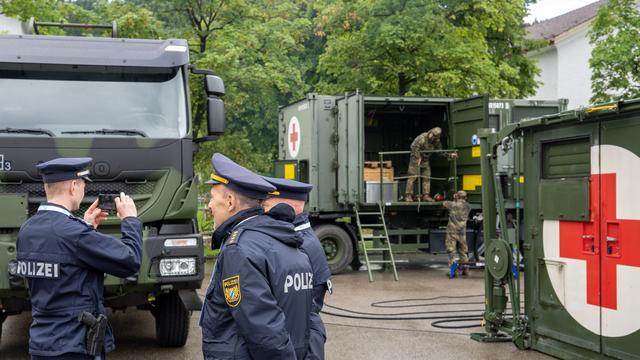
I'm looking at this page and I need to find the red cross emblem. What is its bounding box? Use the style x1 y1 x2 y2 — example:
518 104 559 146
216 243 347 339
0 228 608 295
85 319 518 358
559 173 640 310
289 123 299 152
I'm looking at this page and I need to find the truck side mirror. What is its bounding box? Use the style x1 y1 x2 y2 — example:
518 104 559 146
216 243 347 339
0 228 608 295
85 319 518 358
205 75 225 135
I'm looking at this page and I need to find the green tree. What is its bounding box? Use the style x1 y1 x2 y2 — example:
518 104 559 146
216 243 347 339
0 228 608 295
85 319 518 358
314 0 539 97
589 0 640 103
189 0 312 153
1 0 163 38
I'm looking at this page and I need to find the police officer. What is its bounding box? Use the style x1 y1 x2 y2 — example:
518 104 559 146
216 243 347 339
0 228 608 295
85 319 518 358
16 157 142 359
262 177 332 360
443 190 471 277
200 153 313 360
404 127 458 202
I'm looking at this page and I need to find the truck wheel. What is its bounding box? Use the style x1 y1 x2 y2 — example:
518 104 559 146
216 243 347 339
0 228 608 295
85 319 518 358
155 291 190 347
315 224 353 274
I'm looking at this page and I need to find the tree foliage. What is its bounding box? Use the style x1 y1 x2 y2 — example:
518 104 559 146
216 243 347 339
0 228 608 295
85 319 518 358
313 0 539 97
589 0 640 103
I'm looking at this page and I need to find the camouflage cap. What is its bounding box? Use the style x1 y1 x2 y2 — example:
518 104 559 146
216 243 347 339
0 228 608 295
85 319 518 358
430 127 442 137
456 190 467 199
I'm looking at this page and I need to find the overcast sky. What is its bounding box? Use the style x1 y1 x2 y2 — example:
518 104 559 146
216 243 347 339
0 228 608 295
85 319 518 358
526 0 601 23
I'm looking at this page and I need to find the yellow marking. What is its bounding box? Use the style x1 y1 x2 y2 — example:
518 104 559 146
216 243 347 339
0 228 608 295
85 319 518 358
519 176 525 184
269 191 280 196
471 146 481 158
586 104 617 113
284 163 296 180
210 174 229 184
462 175 482 191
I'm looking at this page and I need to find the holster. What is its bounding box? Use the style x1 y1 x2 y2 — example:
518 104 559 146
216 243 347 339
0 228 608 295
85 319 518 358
79 311 108 356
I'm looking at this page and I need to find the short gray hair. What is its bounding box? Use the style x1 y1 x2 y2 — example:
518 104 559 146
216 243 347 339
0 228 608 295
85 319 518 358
223 186 261 208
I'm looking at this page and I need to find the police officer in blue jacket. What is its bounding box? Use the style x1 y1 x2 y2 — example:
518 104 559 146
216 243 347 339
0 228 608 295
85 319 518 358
16 157 142 360
262 177 332 360
200 153 313 360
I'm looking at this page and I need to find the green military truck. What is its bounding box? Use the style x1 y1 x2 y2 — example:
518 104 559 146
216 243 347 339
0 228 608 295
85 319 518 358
475 100 640 359
275 92 566 275
0 26 225 346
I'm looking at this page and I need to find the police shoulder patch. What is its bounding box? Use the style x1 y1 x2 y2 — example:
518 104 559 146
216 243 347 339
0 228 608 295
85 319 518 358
222 275 241 307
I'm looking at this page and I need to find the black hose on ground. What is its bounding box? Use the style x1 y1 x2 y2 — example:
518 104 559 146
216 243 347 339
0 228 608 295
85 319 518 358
322 294 517 330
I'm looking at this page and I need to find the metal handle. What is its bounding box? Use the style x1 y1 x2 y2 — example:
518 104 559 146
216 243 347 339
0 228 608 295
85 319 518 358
607 236 617 242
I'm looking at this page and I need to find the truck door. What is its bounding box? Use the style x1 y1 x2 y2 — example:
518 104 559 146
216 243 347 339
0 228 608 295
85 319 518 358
336 92 364 206
530 122 601 355
599 116 640 359
449 95 488 203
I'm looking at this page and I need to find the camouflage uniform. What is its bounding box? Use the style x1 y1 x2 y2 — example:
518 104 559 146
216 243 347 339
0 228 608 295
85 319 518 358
443 195 471 268
405 127 448 200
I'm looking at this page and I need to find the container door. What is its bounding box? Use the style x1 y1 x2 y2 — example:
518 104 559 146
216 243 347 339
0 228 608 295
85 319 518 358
449 95 488 203
599 116 640 359
529 122 601 355
336 92 364 205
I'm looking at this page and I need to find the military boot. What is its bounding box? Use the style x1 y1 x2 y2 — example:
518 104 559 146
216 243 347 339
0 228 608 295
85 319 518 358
404 194 415 202
461 267 469 276
421 194 435 202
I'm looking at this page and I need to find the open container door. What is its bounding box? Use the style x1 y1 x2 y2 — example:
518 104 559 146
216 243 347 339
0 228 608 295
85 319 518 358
449 95 489 203
336 91 364 206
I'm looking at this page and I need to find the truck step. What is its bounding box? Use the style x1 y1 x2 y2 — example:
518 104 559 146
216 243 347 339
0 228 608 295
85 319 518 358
362 247 391 251
357 212 382 216
360 223 385 227
361 235 387 239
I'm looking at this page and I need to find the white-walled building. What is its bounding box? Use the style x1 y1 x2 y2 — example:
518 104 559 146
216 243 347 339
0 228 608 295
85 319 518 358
526 1 606 109
0 14 26 35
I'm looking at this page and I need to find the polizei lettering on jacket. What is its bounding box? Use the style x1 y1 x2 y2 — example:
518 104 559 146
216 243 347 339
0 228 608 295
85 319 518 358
284 272 313 293
16 260 60 279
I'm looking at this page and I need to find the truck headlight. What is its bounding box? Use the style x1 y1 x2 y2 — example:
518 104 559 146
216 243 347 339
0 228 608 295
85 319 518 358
164 238 198 247
159 257 196 276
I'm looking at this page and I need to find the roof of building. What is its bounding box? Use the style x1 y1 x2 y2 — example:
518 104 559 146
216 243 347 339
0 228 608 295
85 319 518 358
526 0 607 41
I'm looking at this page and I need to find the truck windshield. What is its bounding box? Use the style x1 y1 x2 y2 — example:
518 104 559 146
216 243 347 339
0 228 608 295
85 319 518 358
0 67 188 138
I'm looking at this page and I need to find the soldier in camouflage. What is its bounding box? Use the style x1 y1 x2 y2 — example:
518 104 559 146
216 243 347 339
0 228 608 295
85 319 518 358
443 190 471 276
404 127 458 202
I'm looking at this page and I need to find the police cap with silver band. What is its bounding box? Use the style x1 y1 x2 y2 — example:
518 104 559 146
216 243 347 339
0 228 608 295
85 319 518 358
36 157 93 183
262 176 312 201
206 153 277 200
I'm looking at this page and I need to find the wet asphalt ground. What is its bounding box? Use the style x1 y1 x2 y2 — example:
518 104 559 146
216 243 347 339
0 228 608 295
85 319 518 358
0 256 552 360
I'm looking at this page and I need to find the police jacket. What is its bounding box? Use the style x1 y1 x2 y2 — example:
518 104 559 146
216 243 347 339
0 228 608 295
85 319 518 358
16 203 143 357
294 213 331 312
200 205 313 360
294 213 331 360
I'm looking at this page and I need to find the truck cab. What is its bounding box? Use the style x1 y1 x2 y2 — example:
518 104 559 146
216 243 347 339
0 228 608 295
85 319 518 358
0 33 224 346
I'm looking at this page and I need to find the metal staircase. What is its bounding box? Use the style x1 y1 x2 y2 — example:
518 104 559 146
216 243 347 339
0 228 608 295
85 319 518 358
354 203 399 282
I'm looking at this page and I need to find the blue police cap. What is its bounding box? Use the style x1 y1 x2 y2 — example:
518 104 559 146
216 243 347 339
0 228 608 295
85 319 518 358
262 176 312 201
205 153 277 200
36 157 93 183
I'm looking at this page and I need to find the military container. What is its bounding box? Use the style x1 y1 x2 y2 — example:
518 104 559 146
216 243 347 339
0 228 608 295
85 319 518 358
474 100 640 359
0 30 225 346
275 91 566 273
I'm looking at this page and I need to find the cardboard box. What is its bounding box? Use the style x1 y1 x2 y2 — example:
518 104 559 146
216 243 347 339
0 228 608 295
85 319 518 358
364 167 394 181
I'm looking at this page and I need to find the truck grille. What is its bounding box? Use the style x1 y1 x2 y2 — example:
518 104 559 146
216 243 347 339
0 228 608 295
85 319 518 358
0 181 157 216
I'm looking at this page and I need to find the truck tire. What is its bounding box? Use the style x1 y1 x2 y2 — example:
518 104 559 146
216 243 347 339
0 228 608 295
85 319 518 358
155 291 190 347
315 224 353 274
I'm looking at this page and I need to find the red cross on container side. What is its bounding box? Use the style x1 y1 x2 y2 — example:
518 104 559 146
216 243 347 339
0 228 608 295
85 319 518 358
559 173 640 310
289 123 299 152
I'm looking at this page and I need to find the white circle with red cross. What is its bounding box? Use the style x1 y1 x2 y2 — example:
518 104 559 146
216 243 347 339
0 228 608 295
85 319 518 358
287 116 301 158
543 144 640 337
